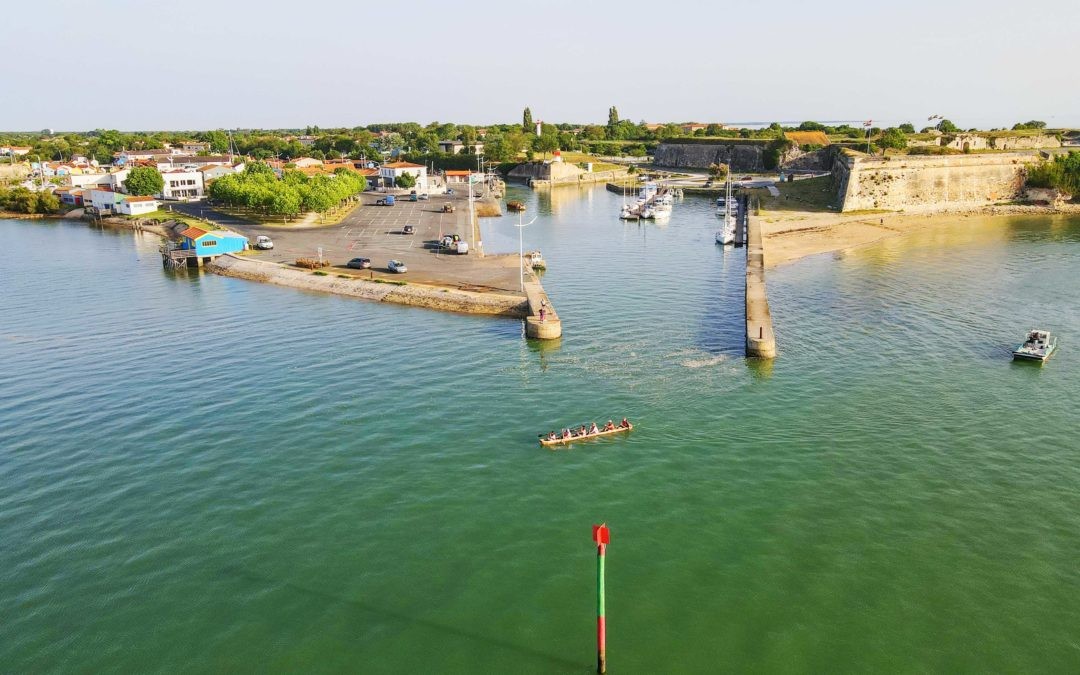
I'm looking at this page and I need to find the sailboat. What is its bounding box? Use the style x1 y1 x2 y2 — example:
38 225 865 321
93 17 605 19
715 174 736 245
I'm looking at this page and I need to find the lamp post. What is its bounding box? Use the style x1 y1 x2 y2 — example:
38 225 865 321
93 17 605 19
515 210 537 291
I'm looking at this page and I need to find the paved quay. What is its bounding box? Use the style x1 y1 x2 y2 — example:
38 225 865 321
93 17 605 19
168 191 522 294
745 213 777 358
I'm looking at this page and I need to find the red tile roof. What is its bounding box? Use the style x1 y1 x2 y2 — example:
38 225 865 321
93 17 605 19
382 161 424 169
180 226 209 240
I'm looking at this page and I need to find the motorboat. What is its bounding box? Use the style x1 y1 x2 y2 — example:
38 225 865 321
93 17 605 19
1013 329 1057 362
526 250 546 270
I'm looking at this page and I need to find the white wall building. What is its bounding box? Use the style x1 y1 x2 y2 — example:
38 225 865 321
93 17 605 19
118 196 160 215
161 169 204 199
379 161 428 191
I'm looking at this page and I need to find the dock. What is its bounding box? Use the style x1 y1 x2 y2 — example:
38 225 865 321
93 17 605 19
523 272 561 339
744 205 776 358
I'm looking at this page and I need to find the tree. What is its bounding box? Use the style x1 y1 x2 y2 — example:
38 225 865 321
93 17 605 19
898 122 916 134
708 163 729 179
876 127 908 151
395 172 417 189
522 107 533 132
798 121 826 131
123 167 164 196
607 106 620 135
936 119 959 133
35 191 59 214
1012 120 1047 130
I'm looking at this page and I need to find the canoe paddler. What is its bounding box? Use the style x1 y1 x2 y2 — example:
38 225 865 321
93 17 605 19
604 420 616 431
619 417 630 428
589 422 600 434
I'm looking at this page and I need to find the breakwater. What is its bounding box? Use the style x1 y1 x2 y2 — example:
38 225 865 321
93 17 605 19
208 254 529 317
745 213 777 358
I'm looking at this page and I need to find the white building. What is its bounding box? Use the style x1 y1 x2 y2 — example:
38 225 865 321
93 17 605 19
161 169 204 199
379 161 427 191
198 164 238 182
118 195 160 215
438 140 484 155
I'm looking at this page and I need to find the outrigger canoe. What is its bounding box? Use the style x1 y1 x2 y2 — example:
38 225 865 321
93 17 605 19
539 423 633 447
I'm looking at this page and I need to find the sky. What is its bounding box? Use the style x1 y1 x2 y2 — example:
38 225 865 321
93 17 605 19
1 0 1078 131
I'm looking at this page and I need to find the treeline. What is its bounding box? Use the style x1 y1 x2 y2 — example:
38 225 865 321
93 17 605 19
0 187 60 214
207 163 367 217
1026 151 1080 196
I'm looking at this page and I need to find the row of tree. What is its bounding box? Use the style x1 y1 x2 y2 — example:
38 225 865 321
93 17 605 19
0 187 60 214
206 163 367 217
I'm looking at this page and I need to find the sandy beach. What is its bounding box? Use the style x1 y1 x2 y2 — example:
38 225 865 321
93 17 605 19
761 203 1080 268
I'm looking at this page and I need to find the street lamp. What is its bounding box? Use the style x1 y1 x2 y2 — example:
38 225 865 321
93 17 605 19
514 210 538 291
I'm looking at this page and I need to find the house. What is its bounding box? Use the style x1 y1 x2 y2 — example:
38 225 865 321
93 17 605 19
86 186 124 213
55 187 85 206
297 135 317 147
379 161 427 191
68 170 126 189
198 164 237 182
1 146 32 156
291 157 323 168
155 155 234 171
438 140 483 155
114 149 170 164
161 170 204 199
784 130 831 147
181 142 209 152
178 226 248 258
680 123 709 133
444 169 471 184
118 195 160 216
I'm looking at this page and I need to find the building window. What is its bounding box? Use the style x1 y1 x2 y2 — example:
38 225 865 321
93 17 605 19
202 240 217 247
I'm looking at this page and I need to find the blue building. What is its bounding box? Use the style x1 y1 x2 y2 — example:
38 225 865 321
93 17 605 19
179 226 248 263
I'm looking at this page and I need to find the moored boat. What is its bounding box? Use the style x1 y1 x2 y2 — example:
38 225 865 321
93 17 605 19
539 422 633 446
1013 329 1057 362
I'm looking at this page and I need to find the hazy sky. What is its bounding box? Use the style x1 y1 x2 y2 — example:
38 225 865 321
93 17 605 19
2 0 1077 131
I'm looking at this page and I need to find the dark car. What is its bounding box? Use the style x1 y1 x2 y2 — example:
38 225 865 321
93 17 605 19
347 257 371 269
403 224 415 235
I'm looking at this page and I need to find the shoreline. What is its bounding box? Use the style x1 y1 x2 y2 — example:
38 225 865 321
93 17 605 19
762 202 1080 268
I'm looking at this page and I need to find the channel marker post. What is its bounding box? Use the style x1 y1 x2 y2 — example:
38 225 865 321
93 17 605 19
592 523 610 674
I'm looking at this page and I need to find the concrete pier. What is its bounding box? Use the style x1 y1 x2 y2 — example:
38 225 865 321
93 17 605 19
523 272 561 339
745 213 777 358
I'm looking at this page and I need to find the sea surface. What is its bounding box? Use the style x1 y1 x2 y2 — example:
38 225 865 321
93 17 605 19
3 191 1080 673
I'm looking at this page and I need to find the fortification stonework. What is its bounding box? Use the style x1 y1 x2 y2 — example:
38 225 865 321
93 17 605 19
833 151 1041 212
654 141 832 172
654 142 766 171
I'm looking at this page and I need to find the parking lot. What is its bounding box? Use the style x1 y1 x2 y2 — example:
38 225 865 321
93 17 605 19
173 191 523 294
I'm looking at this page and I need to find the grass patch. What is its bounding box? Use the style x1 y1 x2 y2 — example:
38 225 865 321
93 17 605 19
337 274 352 279
312 270 329 276
372 278 407 286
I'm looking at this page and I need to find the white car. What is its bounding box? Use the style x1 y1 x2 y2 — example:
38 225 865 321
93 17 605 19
388 259 407 274
254 235 274 250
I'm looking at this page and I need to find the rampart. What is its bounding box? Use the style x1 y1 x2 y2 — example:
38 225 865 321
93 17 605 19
653 141 832 172
832 150 1042 212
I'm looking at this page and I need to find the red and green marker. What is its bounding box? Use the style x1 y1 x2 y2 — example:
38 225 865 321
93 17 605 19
593 523 610 674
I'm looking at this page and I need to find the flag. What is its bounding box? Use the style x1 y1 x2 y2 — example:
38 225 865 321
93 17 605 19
863 120 873 127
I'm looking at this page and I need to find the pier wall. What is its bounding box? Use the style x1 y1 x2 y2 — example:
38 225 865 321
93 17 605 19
833 150 1042 212
745 214 777 359
523 272 561 339
508 161 628 187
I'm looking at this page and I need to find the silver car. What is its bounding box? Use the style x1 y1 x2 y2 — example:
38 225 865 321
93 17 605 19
387 259 407 274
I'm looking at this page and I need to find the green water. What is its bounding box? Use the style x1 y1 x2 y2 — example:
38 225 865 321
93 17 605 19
2 193 1080 673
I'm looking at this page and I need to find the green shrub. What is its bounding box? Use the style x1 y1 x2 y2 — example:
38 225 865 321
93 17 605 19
313 270 328 276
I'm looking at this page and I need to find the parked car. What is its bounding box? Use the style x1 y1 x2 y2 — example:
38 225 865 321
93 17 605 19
375 195 396 206
347 257 371 269
446 188 455 195
388 260 407 273
409 191 418 202
418 193 429 200
403 224 415 235
254 235 274 250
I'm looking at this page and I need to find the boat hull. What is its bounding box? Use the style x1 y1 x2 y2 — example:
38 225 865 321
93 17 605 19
540 423 633 447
